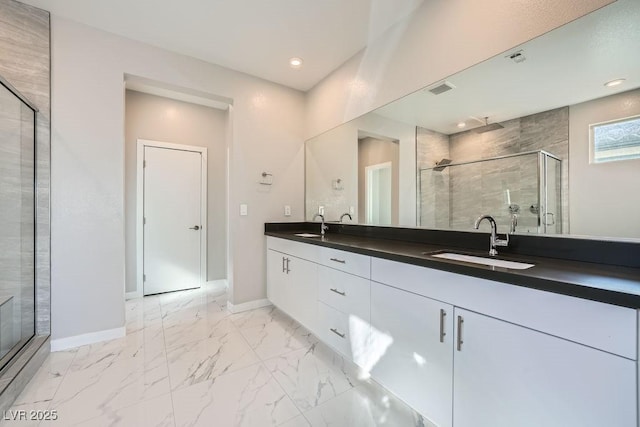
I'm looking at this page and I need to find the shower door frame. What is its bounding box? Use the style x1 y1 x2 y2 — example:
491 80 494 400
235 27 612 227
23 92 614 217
0 75 38 372
418 150 562 233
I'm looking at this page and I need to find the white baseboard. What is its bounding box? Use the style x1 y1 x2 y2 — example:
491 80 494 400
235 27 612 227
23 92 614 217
125 290 142 300
51 326 126 352
227 298 271 314
207 279 228 290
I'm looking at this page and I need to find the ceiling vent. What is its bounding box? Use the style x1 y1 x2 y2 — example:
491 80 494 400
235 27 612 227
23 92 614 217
506 49 526 63
427 81 456 95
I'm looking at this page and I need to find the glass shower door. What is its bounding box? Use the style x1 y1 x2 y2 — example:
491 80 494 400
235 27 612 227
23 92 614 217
0 81 35 367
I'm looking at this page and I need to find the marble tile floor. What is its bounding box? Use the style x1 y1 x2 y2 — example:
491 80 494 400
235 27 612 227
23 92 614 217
2 282 431 427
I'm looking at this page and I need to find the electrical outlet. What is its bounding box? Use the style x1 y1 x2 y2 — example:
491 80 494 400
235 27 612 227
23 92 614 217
240 204 248 216
349 206 355 215
284 205 291 216
319 206 325 215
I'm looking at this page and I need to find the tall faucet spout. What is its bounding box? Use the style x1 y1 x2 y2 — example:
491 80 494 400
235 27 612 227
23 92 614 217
340 213 352 223
312 213 328 236
474 215 499 256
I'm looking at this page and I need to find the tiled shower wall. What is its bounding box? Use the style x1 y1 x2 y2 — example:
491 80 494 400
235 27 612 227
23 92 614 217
0 0 51 410
418 107 569 233
0 0 50 336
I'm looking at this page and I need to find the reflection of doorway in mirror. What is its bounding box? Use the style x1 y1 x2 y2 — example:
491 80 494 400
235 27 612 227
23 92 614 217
365 162 392 225
358 136 399 225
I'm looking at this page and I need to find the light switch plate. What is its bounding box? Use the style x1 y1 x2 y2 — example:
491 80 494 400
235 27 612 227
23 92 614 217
284 205 291 216
319 206 325 215
349 206 355 215
240 204 248 216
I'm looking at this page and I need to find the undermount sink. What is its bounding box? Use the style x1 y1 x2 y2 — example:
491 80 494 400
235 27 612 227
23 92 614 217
426 252 535 270
294 233 321 238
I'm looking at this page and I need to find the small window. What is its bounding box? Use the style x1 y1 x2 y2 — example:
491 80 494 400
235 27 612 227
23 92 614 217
590 115 640 163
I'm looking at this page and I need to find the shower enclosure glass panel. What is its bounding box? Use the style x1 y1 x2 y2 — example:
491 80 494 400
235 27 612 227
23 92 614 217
419 151 562 235
0 81 35 368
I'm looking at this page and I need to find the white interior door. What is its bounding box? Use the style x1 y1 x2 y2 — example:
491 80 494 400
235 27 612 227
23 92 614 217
143 146 203 295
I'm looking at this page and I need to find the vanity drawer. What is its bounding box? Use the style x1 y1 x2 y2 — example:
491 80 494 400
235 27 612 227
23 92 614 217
319 247 370 278
266 236 321 263
372 257 638 359
318 266 370 320
317 301 352 359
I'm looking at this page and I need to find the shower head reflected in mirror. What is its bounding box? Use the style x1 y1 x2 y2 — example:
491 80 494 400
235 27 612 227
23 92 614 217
473 117 504 133
433 158 452 172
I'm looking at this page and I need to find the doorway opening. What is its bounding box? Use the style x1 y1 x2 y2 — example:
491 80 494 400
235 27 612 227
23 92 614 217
124 76 232 299
358 135 400 225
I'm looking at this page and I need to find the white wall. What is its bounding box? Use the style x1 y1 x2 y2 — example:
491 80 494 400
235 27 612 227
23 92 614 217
569 88 640 238
50 17 305 341
124 90 229 294
306 0 613 139
305 112 415 226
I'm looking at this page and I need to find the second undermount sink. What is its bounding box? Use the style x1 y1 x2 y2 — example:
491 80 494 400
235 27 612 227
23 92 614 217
294 233 321 238
427 252 535 270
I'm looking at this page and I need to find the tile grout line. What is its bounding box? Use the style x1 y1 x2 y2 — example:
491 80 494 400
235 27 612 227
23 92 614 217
158 295 178 427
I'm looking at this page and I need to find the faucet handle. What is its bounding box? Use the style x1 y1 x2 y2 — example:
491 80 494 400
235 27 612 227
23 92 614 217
495 234 509 247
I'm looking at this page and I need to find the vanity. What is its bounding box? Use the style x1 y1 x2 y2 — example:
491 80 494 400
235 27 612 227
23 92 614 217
265 223 639 427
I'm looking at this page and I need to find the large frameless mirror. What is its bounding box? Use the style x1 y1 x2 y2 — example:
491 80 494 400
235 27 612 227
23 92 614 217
305 0 640 240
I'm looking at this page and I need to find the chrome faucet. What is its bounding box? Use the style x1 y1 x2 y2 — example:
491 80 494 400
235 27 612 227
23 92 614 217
509 214 518 234
339 213 352 223
474 215 509 256
313 213 329 236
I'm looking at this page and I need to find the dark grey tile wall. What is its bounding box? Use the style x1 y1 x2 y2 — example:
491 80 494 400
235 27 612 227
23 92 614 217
0 0 50 336
0 0 51 412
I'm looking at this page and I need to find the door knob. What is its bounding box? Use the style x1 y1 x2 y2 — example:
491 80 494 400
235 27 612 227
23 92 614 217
189 225 200 230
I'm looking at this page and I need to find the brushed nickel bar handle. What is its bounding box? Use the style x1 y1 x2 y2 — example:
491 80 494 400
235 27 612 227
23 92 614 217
457 315 464 351
330 328 345 339
282 257 286 273
440 309 447 343
330 288 346 296
286 258 291 274
329 258 346 264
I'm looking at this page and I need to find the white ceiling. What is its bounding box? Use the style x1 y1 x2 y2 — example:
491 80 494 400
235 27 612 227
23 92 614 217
375 0 640 135
20 0 424 91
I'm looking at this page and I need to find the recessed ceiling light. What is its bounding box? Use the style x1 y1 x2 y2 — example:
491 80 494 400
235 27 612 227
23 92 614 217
289 57 303 69
604 78 626 88
457 122 466 128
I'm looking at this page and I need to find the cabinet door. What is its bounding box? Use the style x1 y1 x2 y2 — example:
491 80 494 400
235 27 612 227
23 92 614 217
453 308 637 427
370 282 454 427
267 249 287 309
286 255 318 333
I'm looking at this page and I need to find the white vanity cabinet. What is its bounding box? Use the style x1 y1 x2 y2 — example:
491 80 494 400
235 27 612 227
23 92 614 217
266 247 318 332
453 307 636 427
370 282 454 427
371 257 638 427
266 237 371 366
266 236 638 427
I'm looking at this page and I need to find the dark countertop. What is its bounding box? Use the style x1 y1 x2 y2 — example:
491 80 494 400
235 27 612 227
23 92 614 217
265 229 640 309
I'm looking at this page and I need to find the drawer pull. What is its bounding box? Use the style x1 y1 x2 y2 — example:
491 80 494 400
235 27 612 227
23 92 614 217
439 309 447 343
330 288 346 296
330 328 345 339
457 315 464 351
329 258 346 264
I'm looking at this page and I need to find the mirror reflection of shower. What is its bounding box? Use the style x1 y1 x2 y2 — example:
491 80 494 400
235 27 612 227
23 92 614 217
358 135 399 226
419 150 562 235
